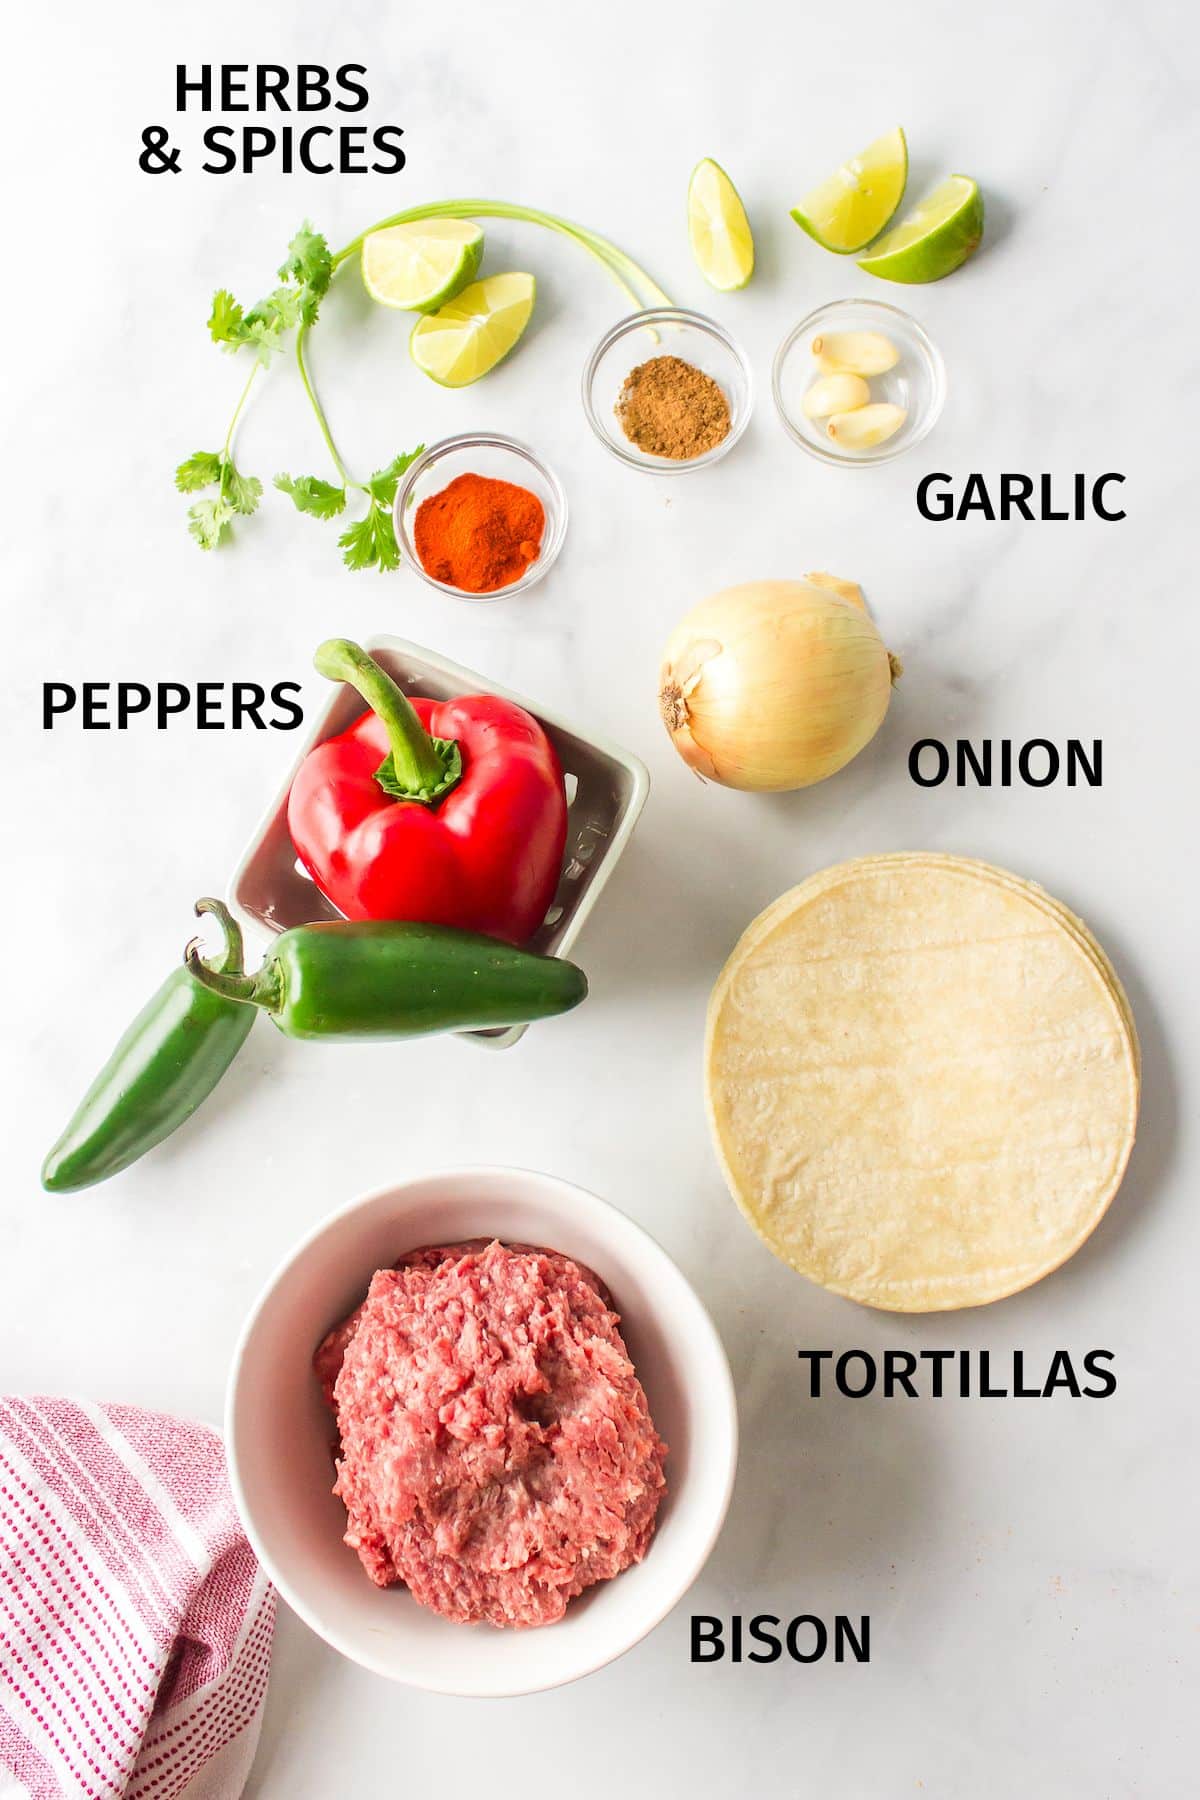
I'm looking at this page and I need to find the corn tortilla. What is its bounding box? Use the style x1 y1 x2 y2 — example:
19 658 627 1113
729 855 1140 1081
705 855 1139 1310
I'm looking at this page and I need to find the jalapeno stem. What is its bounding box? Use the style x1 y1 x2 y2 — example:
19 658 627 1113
184 944 283 1015
314 637 462 805
192 897 246 976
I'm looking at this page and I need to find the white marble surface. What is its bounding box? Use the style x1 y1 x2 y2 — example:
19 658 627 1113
3 0 1197 1792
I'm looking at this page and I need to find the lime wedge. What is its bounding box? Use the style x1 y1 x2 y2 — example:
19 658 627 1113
688 158 755 291
362 220 484 313
409 273 536 387
857 175 984 282
790 127 908 254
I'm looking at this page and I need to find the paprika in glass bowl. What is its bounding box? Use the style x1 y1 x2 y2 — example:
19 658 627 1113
394 434 567 601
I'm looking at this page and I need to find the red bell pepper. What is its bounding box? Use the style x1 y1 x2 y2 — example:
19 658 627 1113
288 639 567 945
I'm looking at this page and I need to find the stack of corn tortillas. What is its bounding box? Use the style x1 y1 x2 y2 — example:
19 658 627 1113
705 855 1140 1311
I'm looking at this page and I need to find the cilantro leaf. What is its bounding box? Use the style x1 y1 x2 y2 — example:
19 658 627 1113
365 446 425 508
275 472 347 519
240 285 304 362
278 223 333 325
208 290 247 349
209 225 327 366
175 450 224 493
245 285 303 334
336 451 422 569
187 497 235 551
222 458 263 517
338 503 400 573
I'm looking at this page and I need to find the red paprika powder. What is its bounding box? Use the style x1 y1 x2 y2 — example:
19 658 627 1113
413 471 545 593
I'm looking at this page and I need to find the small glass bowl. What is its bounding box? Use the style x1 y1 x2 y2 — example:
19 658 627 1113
772 298 945 467
394 433 568 601
581 308 753 474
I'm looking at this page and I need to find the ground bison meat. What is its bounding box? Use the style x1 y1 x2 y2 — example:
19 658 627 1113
313 1240 668 1629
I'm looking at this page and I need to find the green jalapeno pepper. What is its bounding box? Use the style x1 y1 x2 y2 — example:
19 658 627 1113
183 913 588 1040
42 900 257 1193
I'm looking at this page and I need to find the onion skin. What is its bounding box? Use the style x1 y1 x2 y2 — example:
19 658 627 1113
658 579 900 791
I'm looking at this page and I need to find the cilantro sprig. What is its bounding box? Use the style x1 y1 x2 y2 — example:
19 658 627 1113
276 449 423 573
175 446 263 551
207 225 333 363
176 221 337 555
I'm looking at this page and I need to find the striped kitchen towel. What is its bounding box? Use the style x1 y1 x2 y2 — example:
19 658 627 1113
0 1398 275 1799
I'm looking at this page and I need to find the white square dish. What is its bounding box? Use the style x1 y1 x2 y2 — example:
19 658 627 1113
227 634 649 1048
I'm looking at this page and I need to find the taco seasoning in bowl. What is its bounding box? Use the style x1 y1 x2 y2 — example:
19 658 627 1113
582 308 752 473
615 355 731 460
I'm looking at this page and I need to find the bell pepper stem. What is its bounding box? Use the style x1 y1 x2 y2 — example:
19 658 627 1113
314 638 461 804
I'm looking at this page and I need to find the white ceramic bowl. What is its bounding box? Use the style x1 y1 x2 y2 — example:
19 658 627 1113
227 1166 738 1697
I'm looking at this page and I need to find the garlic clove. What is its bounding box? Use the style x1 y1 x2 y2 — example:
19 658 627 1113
811 331 900 376
826 403 907 449
802 373 871 419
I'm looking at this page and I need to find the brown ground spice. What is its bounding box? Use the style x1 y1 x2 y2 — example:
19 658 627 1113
615 355 732 460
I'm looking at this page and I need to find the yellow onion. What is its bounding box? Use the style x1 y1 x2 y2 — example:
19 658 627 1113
658 575 902 791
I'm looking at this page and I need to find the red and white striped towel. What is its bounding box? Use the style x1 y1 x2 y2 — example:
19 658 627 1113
0 1398 274 1800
